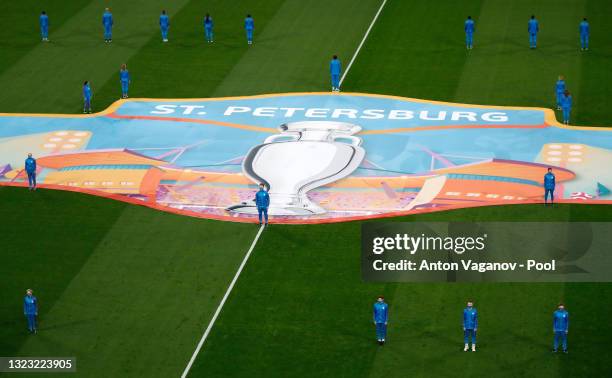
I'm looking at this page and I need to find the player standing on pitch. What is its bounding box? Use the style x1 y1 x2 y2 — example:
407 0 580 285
463 301 478 351
330 55 341 92
544 167 555 205
245 14 254 44
103 8 114 43
39 11 49 42
119 64 130 99
83 81 92 113
24 289 38 334
255 183 269 226
160 10 170 42
579 17 589 51
528 15 539 49
204 14 214 43
552 303 569 353
561 89 572 125
464 16 475 49
24 153 37 191
373 296 388 345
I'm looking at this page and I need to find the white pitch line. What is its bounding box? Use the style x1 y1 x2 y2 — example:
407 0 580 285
181 224 265 378
339 0 388 86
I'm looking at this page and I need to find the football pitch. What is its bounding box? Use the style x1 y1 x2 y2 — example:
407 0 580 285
1 0 612 377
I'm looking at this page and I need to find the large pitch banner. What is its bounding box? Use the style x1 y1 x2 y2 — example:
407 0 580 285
0 93 610 223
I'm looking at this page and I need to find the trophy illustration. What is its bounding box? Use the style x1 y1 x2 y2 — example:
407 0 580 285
227 121 366 216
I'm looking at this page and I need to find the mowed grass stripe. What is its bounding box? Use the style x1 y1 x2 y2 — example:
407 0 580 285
452 0 587 124
211 0 382 96
15 203 259 377
577 1 612 127
0 187 127 357
190 204 612 377
0 0 193 114
93 0 286 107
0 0 92 77
342 0 484 100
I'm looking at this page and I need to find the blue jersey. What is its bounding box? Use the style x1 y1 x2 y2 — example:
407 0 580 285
553 309 569 331
40 14 49 27
120 69 130 82
255 189 269 208
83 84 91 99
25 157 36 173
204 17 214 29
245 17 254 30
463 307 478 329
330 59 341 75
544 172 555 189
160 14 169 28
465 19 475 34
555 80 565 94
24 295 38 315
373 301 388 323
528 19 539 34
562 94 572 110
103 12 113 26
579 21 589 35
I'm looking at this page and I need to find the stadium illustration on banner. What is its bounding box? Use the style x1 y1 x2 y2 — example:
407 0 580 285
0 93 610 223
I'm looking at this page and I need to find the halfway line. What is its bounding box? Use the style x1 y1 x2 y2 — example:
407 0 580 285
180 224 265 378
339 0 388 86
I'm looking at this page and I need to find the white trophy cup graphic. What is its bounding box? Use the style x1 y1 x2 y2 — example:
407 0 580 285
227 121 366 216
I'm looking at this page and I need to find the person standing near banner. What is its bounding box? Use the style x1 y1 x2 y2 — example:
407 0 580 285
330 55 341 92
83 81 92 113
25 153 37 191
119 64 130 99
255 183 269 226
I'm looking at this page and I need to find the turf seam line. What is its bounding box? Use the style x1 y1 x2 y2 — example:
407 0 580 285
339 0 387 86
180 224 265 378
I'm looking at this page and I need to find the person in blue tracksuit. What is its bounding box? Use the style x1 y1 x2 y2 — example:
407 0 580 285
24 289 38 333
103 8 113 43
204 14 214 43
562 90 572 125
579 18 589 51
39 11 49 42
544 167 555 205
160 10 170 42
373 296 389 345
330 55 341 92
119 64 130 99
83 81 92 113
552 303 569 353
254 183 270 226
528 15 539 48
555 75 566 110
463 301 478 351
464 16 475 49
245 14 254 44
25 153 37 190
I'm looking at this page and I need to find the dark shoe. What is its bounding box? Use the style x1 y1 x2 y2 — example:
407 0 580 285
552 349 557 353
563 349 568 354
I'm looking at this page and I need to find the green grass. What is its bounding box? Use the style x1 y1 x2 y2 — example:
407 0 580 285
1 0 612 377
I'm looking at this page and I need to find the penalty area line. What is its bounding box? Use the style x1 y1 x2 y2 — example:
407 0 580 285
339 0 387 86
181 224 265 378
